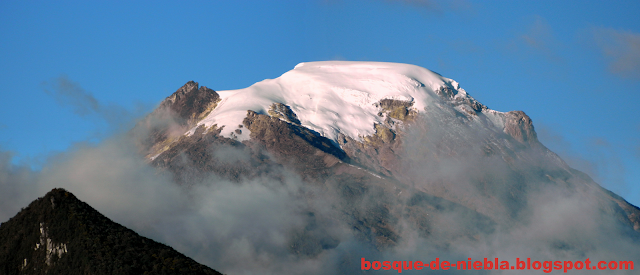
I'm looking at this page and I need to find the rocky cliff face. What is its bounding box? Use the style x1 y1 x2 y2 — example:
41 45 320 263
134 81 221 160
503 110 538 144
0 188 222 275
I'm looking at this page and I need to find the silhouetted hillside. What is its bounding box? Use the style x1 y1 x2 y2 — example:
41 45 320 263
0 188 222 275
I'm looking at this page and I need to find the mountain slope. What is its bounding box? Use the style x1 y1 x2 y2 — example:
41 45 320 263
134 61 640 270
0 188 222 275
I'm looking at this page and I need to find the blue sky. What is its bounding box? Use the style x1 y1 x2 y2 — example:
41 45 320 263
1 0 639 205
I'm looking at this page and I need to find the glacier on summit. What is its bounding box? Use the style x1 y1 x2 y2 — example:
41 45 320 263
187 61 510 144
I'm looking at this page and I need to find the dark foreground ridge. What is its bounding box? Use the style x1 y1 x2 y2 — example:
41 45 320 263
0 188 222 275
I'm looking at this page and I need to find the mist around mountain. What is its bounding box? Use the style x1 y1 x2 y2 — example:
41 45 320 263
1 62 639 274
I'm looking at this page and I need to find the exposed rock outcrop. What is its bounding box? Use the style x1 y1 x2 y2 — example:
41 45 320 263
133 81 221 160
503 110 538 144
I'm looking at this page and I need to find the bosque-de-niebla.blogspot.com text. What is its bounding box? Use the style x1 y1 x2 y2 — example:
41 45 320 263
361 257 634 273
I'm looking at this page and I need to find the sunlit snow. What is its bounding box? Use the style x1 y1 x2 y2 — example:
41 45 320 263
187 61 504 143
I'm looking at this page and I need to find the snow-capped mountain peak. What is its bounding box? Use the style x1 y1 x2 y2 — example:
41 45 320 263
187 61 493 144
